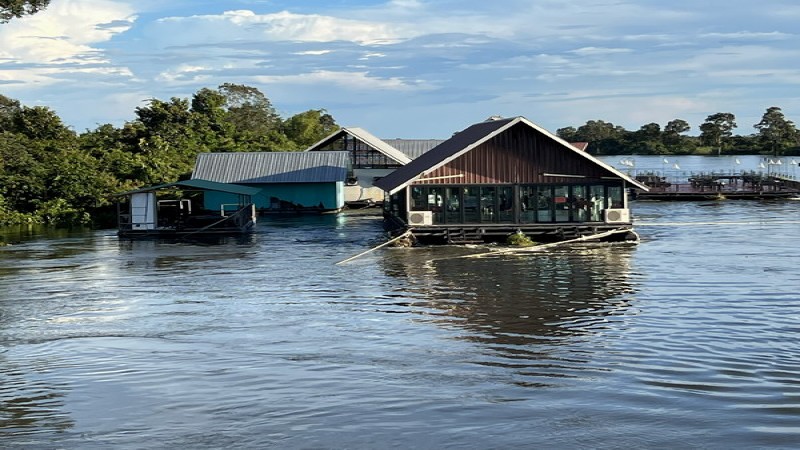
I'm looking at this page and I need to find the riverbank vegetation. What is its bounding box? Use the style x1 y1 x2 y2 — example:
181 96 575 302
557 108 800 157
1 83 799 227
0 85 338 226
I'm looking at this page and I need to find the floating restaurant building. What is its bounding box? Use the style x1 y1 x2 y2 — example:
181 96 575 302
374 116 649 244
305 127 415 205
116 179 259 237
191 151 349 213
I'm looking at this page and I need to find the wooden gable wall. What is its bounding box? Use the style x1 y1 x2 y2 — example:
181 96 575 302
414 123 613 186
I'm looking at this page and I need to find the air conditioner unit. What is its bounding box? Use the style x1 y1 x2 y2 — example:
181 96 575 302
604 208 630 224
407 210 433 226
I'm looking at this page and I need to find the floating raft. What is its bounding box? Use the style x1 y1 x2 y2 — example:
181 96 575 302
632 172 800 201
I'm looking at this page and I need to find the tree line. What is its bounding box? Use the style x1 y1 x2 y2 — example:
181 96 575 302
0 84 338 226
557 107 800 157
2 80 799 228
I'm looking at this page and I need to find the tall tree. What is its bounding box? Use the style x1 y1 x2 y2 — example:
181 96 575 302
753 106 798 156
573 120 628 154
556 126 578 142
699 112 737 155
663 118 691 149
0 0 49 22
218 83 281 137
664 119 690 136
283 109 339 149
0 94 21 132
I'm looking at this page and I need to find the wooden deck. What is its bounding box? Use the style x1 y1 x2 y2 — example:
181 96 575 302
632 173 800 201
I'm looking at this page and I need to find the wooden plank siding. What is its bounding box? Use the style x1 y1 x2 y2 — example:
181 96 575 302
410 123 610 187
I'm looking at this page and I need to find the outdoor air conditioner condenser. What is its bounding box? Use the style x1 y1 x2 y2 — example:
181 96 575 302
604 208 631 224
407 211 433 226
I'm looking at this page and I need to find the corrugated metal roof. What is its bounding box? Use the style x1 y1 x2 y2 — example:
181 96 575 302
116 179 261 196
382 139 445 159
374 118 514 194
192 151 349 184
374 117 649 194
305 127 412 164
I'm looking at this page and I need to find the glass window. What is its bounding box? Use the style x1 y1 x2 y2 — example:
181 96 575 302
480 186 496 223
553 186 570 222
445 187 461 224
608 186 624 209
589 185 605 221
498 186 514 223
572 185 588 222
520 185 536 223
410 186 426 210
536 186 553 222
428 187 444 223
463 187 480 223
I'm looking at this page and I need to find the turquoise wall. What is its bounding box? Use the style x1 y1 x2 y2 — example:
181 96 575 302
203 182 344 212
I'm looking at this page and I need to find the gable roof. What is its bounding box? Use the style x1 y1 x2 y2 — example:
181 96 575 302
382 139 446 159
117 178 261 197
305 127 412 165
192 151 349 184
373 116 649 194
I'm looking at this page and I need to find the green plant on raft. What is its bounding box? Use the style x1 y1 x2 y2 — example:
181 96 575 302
506 231 536 247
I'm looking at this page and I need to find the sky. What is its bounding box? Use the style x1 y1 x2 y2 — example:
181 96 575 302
1 0 800 139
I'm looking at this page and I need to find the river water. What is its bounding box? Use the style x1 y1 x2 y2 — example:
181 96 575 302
1 156 800 449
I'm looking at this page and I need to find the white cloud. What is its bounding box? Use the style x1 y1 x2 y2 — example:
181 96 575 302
0 0 135 64
152 10 403 46
569 47 634 56
294 50 333 56
156 65 212 84
254 70 429 91
700 31 792 41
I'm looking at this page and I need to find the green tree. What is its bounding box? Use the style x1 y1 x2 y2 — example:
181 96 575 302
0 94 21 132
190 88 237 151
663 119 691 150
664 119 690 135
219 83 281 136
556 126 578 142
283 109 339 149
12 105 74 141
573 120 628 154
0 132 46 215
0 0 49 22
635 122 661 141
699 112 737 155
754 106 798 156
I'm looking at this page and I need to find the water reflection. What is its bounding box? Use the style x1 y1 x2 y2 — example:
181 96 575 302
381 244 636 339
379 244 638 384
0 358 74 437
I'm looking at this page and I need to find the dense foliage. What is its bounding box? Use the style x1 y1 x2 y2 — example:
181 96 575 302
2 83 798 228
557 108 800 157
0 85 338 226
0 0 49 22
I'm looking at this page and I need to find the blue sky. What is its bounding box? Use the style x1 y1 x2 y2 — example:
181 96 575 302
1 0 799 138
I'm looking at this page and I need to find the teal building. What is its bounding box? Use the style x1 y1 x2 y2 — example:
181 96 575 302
192 151 349 213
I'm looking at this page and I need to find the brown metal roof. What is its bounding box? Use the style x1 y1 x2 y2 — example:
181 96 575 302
373 116 649 194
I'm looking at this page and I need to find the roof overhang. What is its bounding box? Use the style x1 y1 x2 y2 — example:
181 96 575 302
382 117 649 194
306 127 411 165
115 179 262 197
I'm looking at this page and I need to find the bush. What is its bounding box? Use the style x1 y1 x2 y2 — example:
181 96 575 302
507 231 536 247
35 198 91 226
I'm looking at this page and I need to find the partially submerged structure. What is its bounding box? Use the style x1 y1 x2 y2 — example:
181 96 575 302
116 179 258 237
374 116 649 244
306 128 412 205
192 151 349 213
